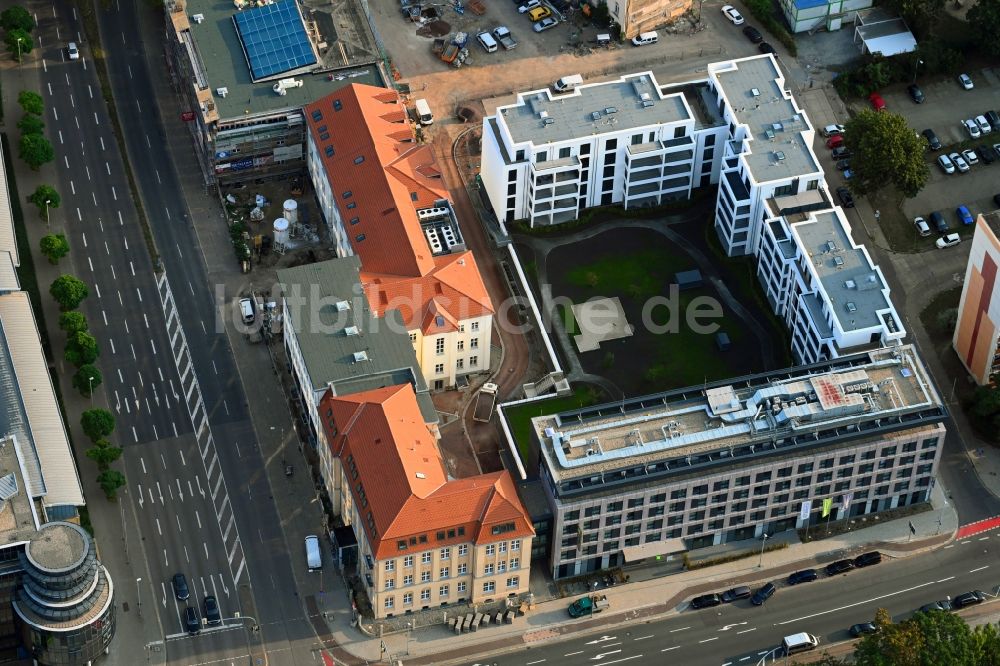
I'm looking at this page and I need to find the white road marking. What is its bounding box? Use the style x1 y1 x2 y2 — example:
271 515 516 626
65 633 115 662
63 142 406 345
979 537 990 542
195 510 201 529
111 186 117 201
64 155 69 169
736 628 756 634
970 566 989 573
156 518 162 535
633 635 654 641
661 647 680 652
526 660 546 665
777 579 938 625
937 576 956 583
699 637 718 643
669 627 690 633
176 515 182 532
564 651 584 657
100 137 105 151
58 129 63 144
140 457 147 474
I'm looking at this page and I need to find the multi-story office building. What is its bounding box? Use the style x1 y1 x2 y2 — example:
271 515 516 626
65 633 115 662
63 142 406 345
320 383 533 618
519 345 945 578
277 257 438 509
304 85 494 389
163 0 382 185
954 212 1000 386
480 72 729 228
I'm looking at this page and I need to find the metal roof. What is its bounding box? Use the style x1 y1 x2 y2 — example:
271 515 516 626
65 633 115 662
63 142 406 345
0 293 85 509
0 252 18 293
0 149 17 269
233 0 317 81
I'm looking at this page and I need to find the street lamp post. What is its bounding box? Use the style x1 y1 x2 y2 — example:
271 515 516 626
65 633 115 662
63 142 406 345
16 37 22 64
44 199 51 230
912 59 924 85
88 376 95 405
758 533 769 568
136 578 142 618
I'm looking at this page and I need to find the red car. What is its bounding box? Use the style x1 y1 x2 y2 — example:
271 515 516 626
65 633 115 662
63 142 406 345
869 92 886 112
826 134 844 149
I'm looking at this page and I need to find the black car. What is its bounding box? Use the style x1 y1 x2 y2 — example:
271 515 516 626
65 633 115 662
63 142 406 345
826 559 855 576
204 595 222 626
907 84 925 103
920 600 953 613
930 211 948 233
953 590 987 608
836 187 855 208
184 606 201 634
758 42 775 54
922 129 941 151
751 582 776 606
854 551 882 568
691 593 722 609
977 145 996 164
742 25 763 43
787 569 818 585
832 146 852 160
172 573 190 601
722 586 752 603
836 158 851 171
849 622 877 638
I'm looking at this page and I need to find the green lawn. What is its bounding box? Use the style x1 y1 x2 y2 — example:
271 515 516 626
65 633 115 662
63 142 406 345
565 247 691 299
503 387 604 467
644 291 741 386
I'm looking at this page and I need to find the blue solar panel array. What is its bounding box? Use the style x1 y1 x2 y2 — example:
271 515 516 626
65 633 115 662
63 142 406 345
234 0 317 82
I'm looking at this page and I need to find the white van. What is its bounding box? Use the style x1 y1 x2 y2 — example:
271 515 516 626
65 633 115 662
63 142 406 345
414 98 434 126
239 297 255 325
477 31 498 53
553 74 583 93
781 632 818 655
631 31 659 46
305 535 322 571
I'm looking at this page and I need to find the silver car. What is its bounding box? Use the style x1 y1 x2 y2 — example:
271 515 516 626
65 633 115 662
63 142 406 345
975 115 992 135
532 16 558 32
964 119 981 139
949 152 970 173
937 154 955 174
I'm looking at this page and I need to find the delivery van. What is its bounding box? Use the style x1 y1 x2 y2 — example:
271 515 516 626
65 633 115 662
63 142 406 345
781 632 818 655
631 31 659 46
414 98 434 126
477 31 498 53
305 535 322 571
554 74 583 92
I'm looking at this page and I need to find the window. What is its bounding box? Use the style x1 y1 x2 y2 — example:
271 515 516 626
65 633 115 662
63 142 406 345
440 548 450 560
355 234 366 242
343 191 353 199
385 561 395 572
471 321 479 331
420 588 431 601
456 359 464 370
483 581 496 593
713 480 730 491
510 557 519 570
439 585 449 598
409 333 417 343
458 545 469 556
403 592 413 605
458 581 467 593
693 484 708 495
498 541 507 554
470 356 478 367
324 146 334 158
421 571 431 583
404 555 414 568
507 576 520 588
354 155 365 165
735 475 751 486
385 579 395 589
457 563 468 575
435 338 445 355
471 338 479 349
498 561 506 573
403 574 413 586
421 552 432 564
384 596 394 609
457 340 464 351
435 364 444 374
333 99 342 111
311 110 323 121
510 540 520 551
484 563 495 575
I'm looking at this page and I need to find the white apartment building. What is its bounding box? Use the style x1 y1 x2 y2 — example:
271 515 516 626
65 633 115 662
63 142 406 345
480 72 730 228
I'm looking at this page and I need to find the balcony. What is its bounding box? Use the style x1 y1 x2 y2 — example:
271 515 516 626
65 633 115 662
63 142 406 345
532 156 580 172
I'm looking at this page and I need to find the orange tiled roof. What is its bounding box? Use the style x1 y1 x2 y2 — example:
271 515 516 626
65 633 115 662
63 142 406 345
361 252 494 333
321 384 534 560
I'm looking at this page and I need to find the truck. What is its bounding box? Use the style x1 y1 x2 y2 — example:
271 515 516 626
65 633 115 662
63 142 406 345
567 594 609 618
473 382 498 423
492 26 518 50
438 32 470 66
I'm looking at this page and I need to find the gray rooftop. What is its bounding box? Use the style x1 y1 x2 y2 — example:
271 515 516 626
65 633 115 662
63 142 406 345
794 210 893 333
277 257 436 422
712 56 820 183
180 0 382 122
498 73 691 146
0 436 40 547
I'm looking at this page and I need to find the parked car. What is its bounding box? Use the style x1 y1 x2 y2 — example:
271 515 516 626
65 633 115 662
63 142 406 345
922 129 941 151
953 590 987 608
526 5 551 20
826 559 855 576
691 593 723 609
822 123 845 138
532 16 558 31
869 92 886 111
930 211 948 233
921 599 953 612
204 595 222 626
826 134 844 149
937 154 955 174
836 159 851 171
172 573 190 601
950 151 970 173
959 73 974 90
722 586 752 603
995 143 1000 158
836 187 854 208
963 148 980 166
977 144 996 164
518 0 540 12
964 119 982 139
957 205 974 225
832 146 852 160
722 5 745 24
184 606 201 634
751 582 776 606
758 42 775 54
742 25 763 43
907 84 924 103
914 216 931 236
787 569 818 585
987 110 1000 133
937 233 962 249
975 115 992 135
849 622 878 638
843 169 854 180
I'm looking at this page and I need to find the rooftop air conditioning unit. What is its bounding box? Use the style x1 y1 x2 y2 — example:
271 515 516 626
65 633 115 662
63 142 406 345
216 87 229 97
272 78 304 96
192 13 205 22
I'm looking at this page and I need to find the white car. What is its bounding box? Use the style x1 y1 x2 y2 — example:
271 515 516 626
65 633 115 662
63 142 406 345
950 151 970 173
964 119 982 139
975 115 992 135
936 233 961 249
995 143 1000 159
518 0 540 13
958 73 974 90
67 42 79 60
962 148 979 166
822 124 845 138
722 5 745 24
914 216 931 236
937 154 955 174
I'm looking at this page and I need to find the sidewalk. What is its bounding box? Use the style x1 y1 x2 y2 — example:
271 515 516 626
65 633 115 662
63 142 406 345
300 479 958 665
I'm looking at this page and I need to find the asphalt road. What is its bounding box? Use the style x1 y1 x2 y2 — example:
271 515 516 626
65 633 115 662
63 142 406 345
466 532 1000 666
31 2 311 665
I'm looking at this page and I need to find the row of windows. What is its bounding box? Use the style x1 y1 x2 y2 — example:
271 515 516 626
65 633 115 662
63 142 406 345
385 558 521 588
385 540 521 570
383 577 520 608
435 357 479 374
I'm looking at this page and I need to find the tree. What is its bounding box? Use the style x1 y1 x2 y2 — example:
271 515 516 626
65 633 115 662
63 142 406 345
854 607 924 666
81 409 115 441
96 469 126 499
970 386 1000 419
844 110 929 198
880 0 944 35
17 90 42 115
17 113 44 135
969 0 1000 58
64 330 99 366
59 311 88 335
73 365 102 397
5 28 33 61
50 275 88 310
28 184 60 219
907 610 978 665
19 133 53 170
1 6 35 32
86 439 122 470
39 233 69 264
850 606 999 665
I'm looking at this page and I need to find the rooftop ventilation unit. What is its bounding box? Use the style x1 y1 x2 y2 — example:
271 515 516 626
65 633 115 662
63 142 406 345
591 111 601 121
641 100 654 108
774 151 786 161
845 301 858 313
845 279 857 289
216 87 229 97
751 88 761 97
604 106 618 115
415 472 427 479
827 241 838 252
765 129 775 140
336 300 351 311
352 351 369 363
792 114 801 123
192 13 205 22
345 326 359 336
772 122 783 132
543 117 555 125
539 110 549 119
833 255 845 267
